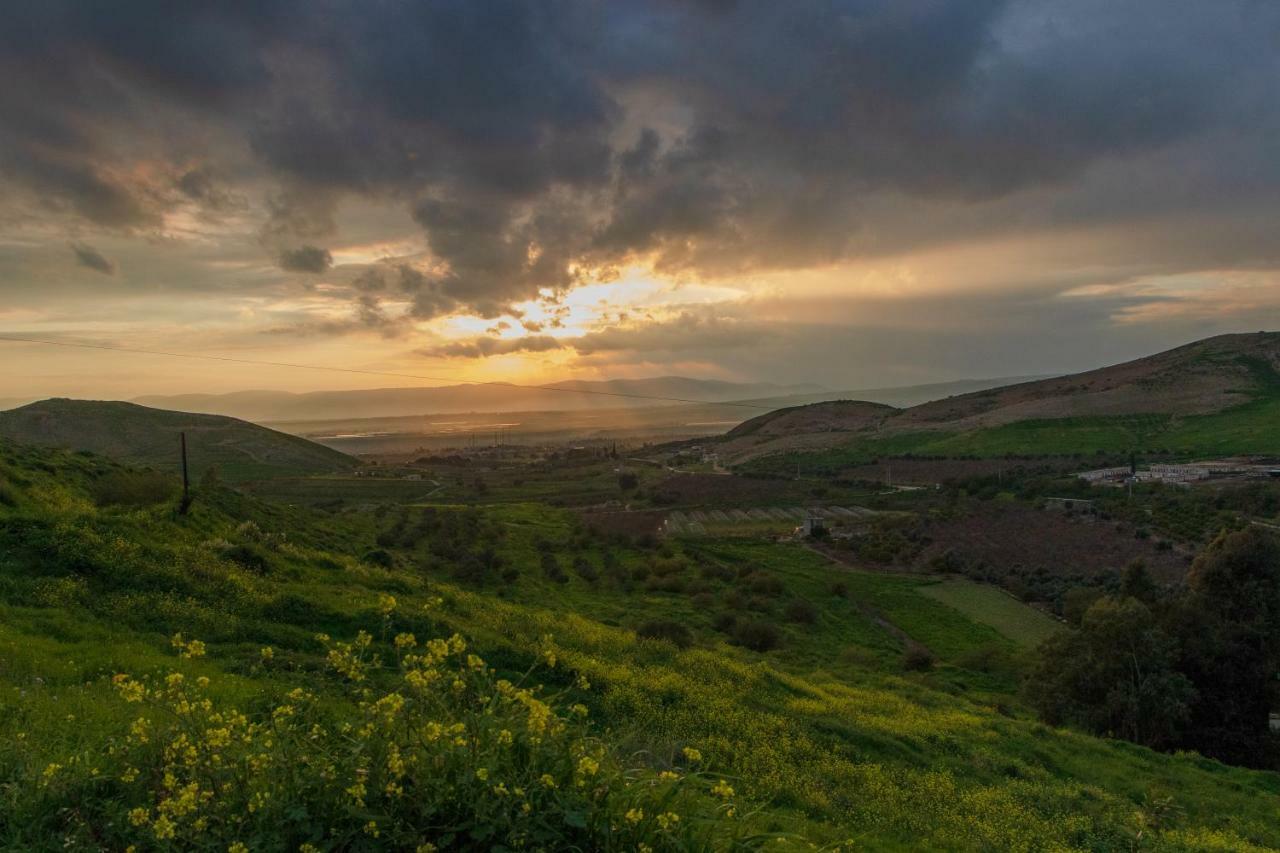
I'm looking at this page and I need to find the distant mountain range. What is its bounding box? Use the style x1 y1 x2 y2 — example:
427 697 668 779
0 399 355 481
131 377 823 422
125 375 1044 423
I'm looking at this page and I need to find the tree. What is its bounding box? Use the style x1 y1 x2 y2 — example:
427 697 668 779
1120 559 1159 604
1170 527 1280 766
1025 596 1194 749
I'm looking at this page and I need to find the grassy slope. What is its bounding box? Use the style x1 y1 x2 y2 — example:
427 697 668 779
737 348 1280 475
917 579 1062 647
741 401 1280 476
0 399 355 481
1 441 1278 849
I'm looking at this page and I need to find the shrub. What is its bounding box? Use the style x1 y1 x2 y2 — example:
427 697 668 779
744 571 785 597
732 620 781 652
541 552 568 584
902 641 935 672
784 599 818 624
363 548 395 568
20 631 746 851
572 556 599 583
636 620 694 649
220 542 271 574
646 574 686 594
712 612 738 634
700 563 735 583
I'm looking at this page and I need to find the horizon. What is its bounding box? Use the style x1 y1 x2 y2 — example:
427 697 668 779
4 3 1280 400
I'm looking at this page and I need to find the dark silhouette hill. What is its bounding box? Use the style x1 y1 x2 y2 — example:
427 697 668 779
0 399 355 481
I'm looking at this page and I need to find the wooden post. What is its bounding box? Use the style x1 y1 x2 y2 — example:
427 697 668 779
179 431 191 515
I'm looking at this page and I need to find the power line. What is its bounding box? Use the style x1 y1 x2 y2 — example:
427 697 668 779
0 334 777 411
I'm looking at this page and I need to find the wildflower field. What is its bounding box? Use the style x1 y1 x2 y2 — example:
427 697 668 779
1 439 1278 850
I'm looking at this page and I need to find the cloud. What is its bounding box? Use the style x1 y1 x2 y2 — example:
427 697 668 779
2 0 1280 351
424 334 566 359
277 245 333 274
70 242 116 275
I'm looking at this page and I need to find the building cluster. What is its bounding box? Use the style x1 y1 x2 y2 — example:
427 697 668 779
1078 459 1280 487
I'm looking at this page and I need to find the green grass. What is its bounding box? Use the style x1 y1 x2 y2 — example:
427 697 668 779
917 579 1062 647
740 400 1280 478
2 439 1280 850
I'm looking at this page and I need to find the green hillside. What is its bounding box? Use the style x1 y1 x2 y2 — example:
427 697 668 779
727 334 1280 475
1 439 1277 850
0 399 355 481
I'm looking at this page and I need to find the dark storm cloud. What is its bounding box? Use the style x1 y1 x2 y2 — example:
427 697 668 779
2 0 1279 313
70 242 116 275
276 245 333 274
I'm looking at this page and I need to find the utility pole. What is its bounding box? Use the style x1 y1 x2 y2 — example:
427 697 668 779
179 432 192 515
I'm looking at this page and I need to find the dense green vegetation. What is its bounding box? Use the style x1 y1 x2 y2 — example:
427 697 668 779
1028 532 1280 768
3 438 1280 850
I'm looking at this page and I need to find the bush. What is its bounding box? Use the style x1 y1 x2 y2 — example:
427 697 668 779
220 542 271 574
732 620 781 652
901 641 935 672
572 556 599 583
744 571 784 597
784 599 818 624
712 612 738 634
363 548 395 568
19 631 746 850
636 619 694 649
699 563 735 583
541 552 568 584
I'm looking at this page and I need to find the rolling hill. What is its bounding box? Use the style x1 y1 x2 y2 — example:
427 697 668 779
2 441 1279 849
0 398 355 481
724 332 1280 468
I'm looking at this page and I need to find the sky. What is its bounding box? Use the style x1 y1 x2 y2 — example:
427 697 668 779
2 0 1280 401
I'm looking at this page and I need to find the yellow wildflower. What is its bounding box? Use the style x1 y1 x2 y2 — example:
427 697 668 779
681 747 702 763
377 593 397 615
152 814 176 841
625 808 645 824
712 779 735 799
